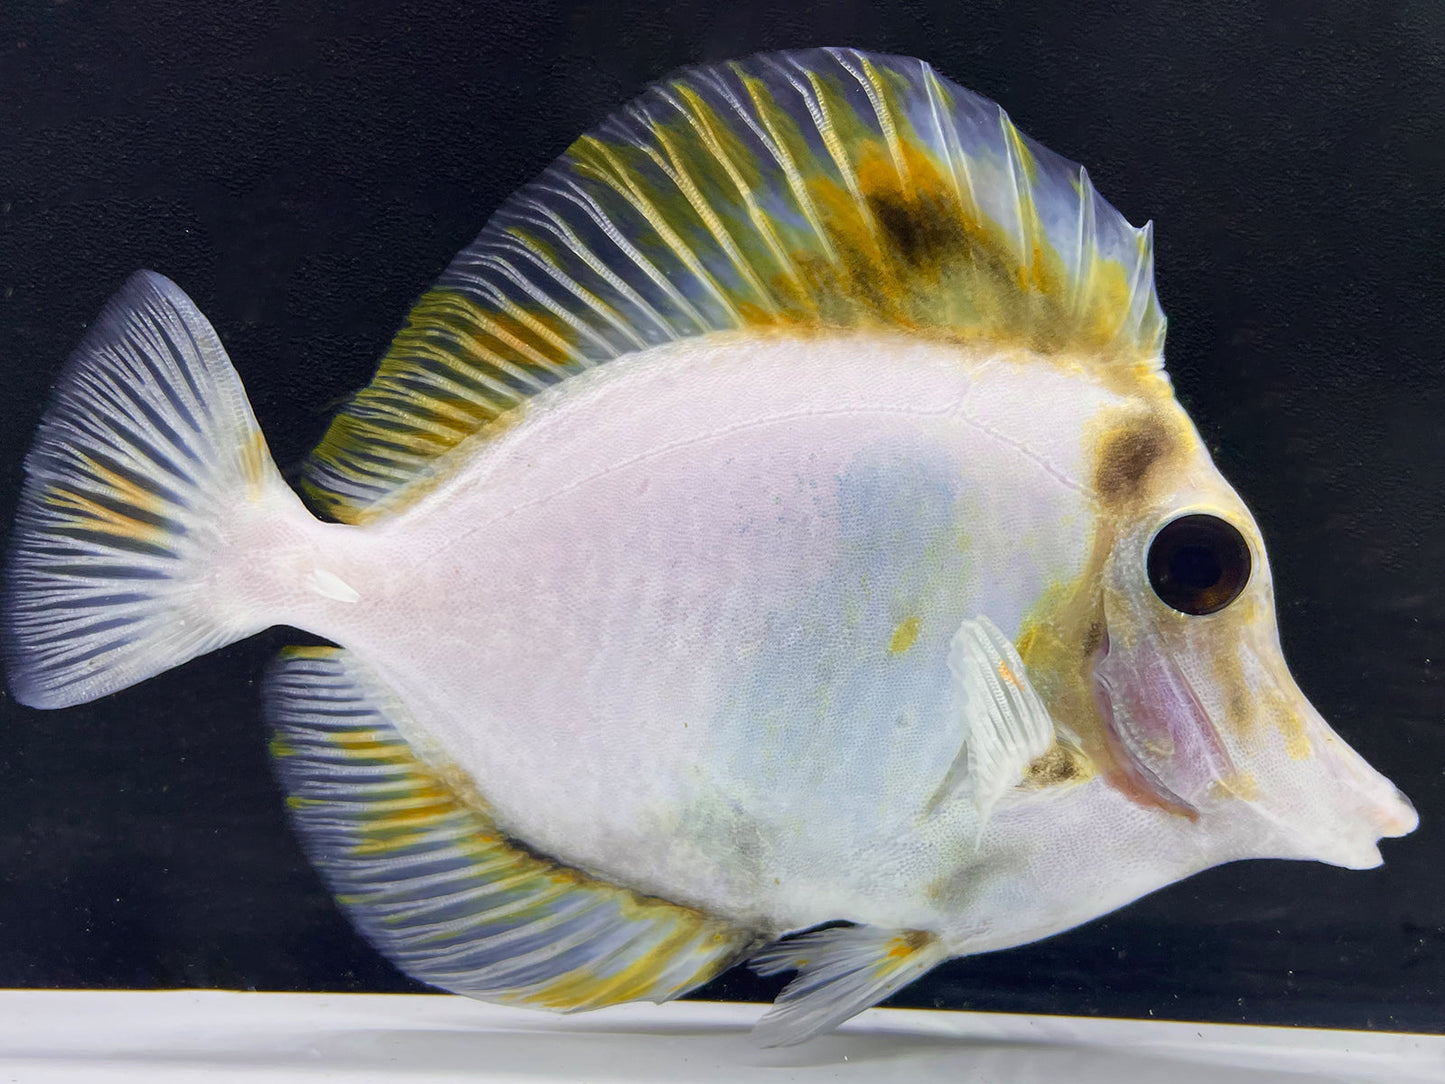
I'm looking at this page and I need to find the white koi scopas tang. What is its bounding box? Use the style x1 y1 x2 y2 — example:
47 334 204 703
4 49 1416 1045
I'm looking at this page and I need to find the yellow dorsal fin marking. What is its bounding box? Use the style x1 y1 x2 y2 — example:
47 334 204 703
670 84 806 301
517 189 674 339
571 136 731 326
500 206 657 349
556 170 706 330
738 69 839 264
799 68 873 239
440 303 566 384
475 285 580 364
645 95 780 315
846 53 911 190
472 247 612 359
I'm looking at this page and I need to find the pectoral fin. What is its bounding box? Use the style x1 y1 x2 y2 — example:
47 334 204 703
929 615 1058 828
266 646 759 1010
748 925 948 1046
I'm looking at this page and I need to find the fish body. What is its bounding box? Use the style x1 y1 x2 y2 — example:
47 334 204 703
3 49 1416 1044
239 334 1151 938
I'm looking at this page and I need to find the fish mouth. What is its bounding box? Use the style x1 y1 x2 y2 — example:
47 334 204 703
1259 664 1419 869
1320 786 1417 870
1302 719 1419 857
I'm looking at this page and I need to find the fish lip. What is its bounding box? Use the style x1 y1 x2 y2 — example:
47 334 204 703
1243 749 1418 867
1297 707 1419 846
1314 783 1415 867
1328 841 1385 871
1375 786 1418 839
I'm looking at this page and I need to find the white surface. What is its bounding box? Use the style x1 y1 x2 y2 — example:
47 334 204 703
0 991 1438 1083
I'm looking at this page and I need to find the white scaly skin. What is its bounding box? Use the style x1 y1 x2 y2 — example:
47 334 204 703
225 328 1416 955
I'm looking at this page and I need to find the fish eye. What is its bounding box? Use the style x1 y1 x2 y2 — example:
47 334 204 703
1146 514 1251 615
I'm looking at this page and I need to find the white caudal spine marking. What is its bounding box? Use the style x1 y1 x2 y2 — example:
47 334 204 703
306 568 361 604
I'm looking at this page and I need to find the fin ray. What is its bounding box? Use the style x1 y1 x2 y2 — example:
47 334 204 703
930 614 1058 828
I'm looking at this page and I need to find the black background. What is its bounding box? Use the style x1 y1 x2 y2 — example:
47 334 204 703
0 0 1441 1032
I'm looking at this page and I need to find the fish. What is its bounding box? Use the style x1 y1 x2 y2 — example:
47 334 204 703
3 48 1418 1046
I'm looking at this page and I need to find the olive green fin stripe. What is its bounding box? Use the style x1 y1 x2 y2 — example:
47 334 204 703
266 646 759 1008
302 47 1165 523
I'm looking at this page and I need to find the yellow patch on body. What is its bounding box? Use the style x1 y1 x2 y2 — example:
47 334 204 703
1281 715 1314 760
888 615 921 654
1024 744 1094 788
1210 771 1261 802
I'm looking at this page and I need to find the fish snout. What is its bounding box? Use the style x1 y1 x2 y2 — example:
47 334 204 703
1317 719 1417 831
1284 712 1419 868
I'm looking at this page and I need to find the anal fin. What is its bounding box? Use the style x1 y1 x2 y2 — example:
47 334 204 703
266 646 758 1010
749 926 948 1047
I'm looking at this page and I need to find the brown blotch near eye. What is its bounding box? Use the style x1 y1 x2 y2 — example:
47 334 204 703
1080 620 1104 660
1094 415 1175 502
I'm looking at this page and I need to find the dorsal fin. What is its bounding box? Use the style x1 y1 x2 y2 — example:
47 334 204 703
303 48 1166 523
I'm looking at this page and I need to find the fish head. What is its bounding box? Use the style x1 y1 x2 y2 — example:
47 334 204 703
1086 400 1417 871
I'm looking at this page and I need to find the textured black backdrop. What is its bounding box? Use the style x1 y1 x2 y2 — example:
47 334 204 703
0 0 1441 1032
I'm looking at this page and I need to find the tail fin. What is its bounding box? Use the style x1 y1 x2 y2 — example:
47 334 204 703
4 271 288 708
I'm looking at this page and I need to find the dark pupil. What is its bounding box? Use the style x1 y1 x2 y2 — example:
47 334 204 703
1170 545 1222 592
1147 514 1251 615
